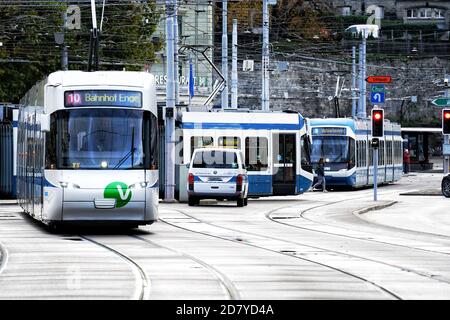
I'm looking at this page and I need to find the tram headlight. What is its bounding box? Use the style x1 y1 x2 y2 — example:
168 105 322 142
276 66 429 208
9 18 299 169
129 182 148 189
59 182 80 189
100 161 108 169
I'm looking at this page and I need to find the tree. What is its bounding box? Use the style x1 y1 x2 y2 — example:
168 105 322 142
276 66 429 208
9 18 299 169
0 1 161 103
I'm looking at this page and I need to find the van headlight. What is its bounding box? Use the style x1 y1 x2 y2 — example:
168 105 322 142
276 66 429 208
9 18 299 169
59 182 80 189
129 182 148 189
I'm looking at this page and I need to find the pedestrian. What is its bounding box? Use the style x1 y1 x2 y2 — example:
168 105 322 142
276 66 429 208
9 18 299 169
403 149 410 174
311 158 327 192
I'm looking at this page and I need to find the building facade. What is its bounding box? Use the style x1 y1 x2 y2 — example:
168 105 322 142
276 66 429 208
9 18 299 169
150 0 215 105
333 0 450 28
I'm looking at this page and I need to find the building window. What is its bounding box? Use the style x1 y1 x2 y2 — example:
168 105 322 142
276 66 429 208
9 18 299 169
341 6 351 16
407 7 445 19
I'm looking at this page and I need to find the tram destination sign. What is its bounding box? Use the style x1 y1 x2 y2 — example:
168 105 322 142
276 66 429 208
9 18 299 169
64 90 142 108
312 127 347 136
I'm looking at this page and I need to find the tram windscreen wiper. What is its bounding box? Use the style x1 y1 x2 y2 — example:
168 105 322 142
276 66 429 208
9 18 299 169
114 127 135 169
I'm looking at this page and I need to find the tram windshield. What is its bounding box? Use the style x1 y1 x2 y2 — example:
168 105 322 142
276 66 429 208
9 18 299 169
311 136 354 164
46 108 158 170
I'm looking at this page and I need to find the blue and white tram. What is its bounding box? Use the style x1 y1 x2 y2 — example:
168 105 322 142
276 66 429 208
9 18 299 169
309 118 403 188
181 111 314 197
17 71 159 226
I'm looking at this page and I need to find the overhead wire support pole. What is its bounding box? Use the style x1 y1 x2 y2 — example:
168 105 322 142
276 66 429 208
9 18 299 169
174 0 180 107
231 19 238 109
351 46 356 118
221 0 228 109
358 43 363 118
362 30 367 118
262 0 270 111
165 0 176 202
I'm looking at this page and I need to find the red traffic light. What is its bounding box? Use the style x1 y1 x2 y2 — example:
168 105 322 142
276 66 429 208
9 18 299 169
371 109 384 137
444 111 450 119
373 112 382 121
442 109 450 134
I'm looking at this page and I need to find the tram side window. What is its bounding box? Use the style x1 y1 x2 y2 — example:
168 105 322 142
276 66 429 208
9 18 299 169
245 137 268 172
219 136 241 149
357 141 363 167
363 141 367 167
146 112 159 170
190 136 214 156
45 114 57 169
349 139 356 168
300 134 313 173
379 140 384 165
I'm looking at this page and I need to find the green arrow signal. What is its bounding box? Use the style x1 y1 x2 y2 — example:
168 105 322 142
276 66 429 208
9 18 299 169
432 98 450 107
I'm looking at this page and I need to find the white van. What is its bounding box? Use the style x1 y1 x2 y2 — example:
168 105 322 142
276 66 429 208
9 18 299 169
187 148 249 207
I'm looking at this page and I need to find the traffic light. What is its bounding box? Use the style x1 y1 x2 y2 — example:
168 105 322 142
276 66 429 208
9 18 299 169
371 109 384 137
442 109 450 134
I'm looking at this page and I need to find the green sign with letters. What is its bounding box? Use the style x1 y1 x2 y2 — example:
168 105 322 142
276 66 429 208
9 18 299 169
371 84 385 93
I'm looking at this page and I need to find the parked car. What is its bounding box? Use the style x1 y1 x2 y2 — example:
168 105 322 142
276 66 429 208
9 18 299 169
442 174 450 198
187 148 249 207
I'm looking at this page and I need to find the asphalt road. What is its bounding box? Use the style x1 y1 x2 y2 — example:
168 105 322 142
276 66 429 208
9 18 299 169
1 172 450 299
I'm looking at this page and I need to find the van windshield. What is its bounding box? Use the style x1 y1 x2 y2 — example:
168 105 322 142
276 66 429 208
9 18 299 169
192 150 239 169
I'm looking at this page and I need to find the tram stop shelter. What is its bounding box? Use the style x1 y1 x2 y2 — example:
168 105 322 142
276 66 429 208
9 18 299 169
401 127 442 171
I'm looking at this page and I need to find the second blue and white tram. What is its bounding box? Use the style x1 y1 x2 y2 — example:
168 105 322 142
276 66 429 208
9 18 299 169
17 71 159 226
309 118 403 188
181 111 314 197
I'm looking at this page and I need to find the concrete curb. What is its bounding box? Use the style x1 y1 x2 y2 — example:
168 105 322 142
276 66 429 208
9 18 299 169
353 201 398 215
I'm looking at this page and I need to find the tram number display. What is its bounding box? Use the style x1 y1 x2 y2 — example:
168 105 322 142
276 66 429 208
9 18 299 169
312 127 347 136
64 90 142 108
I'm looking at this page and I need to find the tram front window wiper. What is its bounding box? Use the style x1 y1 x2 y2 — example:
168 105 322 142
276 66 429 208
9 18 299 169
113 127 136 169
113 147 137 169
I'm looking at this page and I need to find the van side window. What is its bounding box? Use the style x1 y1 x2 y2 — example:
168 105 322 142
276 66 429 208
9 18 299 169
245 137 268 171
190 136 213 155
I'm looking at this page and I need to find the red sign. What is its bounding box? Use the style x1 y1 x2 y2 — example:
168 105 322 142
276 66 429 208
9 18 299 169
366 76 392 84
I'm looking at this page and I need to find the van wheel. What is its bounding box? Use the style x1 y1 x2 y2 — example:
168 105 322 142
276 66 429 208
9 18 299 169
244 198 248 206
188 197 199 206
237 198 245 207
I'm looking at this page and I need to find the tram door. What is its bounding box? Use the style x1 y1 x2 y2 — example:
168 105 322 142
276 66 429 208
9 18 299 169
272 133 296 195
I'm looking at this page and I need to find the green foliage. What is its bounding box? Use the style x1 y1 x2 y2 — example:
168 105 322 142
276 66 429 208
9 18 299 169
0 2 161 103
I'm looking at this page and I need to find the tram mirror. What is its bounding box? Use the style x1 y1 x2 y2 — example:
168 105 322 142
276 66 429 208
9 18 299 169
41 114 50 132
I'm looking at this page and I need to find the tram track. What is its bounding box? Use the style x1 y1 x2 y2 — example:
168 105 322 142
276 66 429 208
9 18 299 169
129 234 241 300
79 235 151 300
77 233 240 300
160 209 403 300
266 192 450 257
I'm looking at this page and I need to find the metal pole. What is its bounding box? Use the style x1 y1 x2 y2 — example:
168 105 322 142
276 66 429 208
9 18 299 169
351 46 356 118
358 43 363 118
231 19 238 109
362 30 367 118
445 87 450 175
62 1 68 70
374 147 378 201
165 0 176 201
221 0 228 109
262 0 270 111
174 0 179 106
